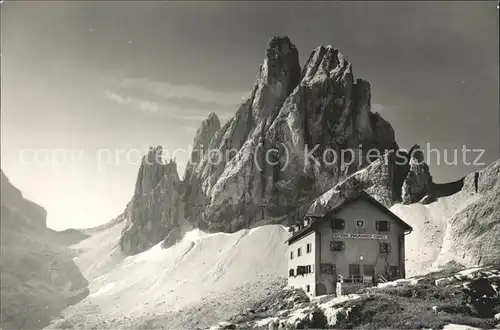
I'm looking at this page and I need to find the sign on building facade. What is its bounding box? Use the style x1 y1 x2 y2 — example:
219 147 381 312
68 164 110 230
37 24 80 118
332 233 388 240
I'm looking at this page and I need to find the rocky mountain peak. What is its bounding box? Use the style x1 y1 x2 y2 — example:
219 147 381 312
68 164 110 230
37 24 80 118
262 36 301 91
301 45 352 86
250 36 301 122
133 146 180 199
117 38 442 254
401 144 433 204
206 111 220 124
192 112 221 150
120 146 185 255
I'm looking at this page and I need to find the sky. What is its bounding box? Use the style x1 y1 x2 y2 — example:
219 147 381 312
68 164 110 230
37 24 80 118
1 1 498 230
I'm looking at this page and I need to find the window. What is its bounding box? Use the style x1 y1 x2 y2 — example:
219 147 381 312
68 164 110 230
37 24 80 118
332 218 345 230
389 265 399 278
356 219 365 228
363 265 375 277
290 251 294 260
298 247 302 257
306 243 312 253
330 241 345 252
380 242 391 253
289 269 295 277
306 285 310 292
376 220 390 232
349 264 361 276
296 265 313 276
320 263 336 274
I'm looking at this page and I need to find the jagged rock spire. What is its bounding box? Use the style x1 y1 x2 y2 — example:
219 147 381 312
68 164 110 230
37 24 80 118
119 37 406 252
261 36 301 94
120 146 184 255
192 113 221 151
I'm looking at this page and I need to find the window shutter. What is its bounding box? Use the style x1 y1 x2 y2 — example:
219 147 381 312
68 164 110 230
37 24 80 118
376 221 390 232
332 218 345 230
380 242 391 253
320 263 335 274
330 241 345 252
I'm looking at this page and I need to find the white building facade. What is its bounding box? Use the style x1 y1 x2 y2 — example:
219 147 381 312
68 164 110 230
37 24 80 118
286 192 412 296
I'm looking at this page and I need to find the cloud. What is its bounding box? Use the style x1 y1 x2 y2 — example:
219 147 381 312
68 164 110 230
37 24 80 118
105 90 160 113
105 89 236 123
103 77 245 122
117 77 247 106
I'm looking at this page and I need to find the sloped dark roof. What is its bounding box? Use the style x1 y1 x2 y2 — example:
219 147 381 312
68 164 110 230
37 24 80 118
286 191 413 245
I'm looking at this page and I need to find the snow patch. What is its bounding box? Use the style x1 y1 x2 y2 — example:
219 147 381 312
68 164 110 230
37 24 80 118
442 324 483 330
56 223 289 327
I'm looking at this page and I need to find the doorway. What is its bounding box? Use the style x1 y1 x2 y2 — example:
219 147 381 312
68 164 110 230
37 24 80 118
316 282 327 296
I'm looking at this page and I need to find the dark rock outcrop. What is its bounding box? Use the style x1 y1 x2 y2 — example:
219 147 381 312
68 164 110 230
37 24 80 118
161 225 183 249
401 147 433 204
1 170 47 229
119 146 186 255
118 37 464 254
435 159 500 267
0 170 88 330
183 38 399 234
183 113 222 226
307 151 396 217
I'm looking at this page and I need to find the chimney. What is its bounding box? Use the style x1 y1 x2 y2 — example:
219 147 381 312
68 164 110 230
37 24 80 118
304 217 310 227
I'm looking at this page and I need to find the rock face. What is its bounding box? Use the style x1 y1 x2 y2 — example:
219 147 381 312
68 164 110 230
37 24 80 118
183 37 399 234
190 112 221 155
0 170 88 329
119 37 475 255
401 147 433 204
1 170 47 229
183 113 222 226
119 146 186 255
216 265 500 329
306 151 396 217
434 159 500 268
118 37 458 254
